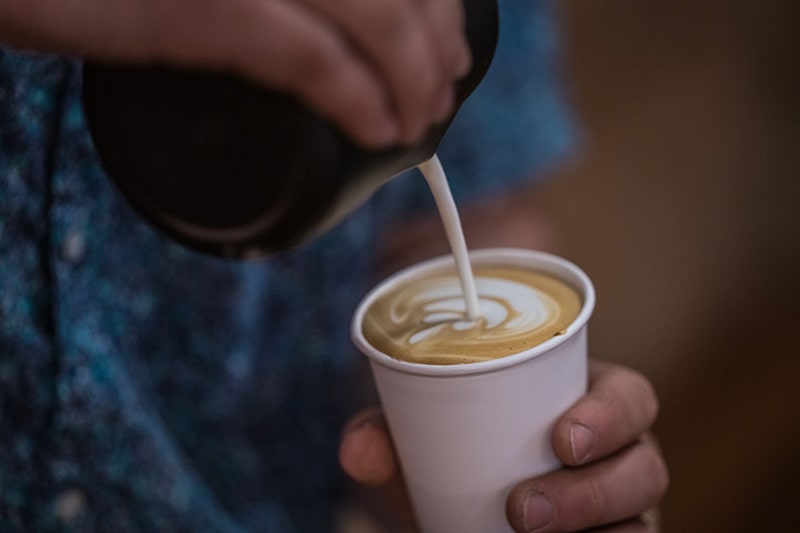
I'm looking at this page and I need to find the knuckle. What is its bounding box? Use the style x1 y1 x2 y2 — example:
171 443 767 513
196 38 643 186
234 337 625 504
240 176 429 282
630 368 658 402
619 367 660 426
635 370 659 410
640 434 670 504
362 2 439 81
283 40 336 86
365 2 416 47
652 451 671 500
580 476 609 524
408 68 443 107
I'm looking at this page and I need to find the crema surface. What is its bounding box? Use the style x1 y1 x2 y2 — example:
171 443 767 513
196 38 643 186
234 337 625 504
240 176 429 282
362 266 582 365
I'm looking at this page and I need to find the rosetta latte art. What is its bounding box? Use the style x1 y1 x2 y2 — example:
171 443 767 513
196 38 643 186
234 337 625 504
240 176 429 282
362 265 582 365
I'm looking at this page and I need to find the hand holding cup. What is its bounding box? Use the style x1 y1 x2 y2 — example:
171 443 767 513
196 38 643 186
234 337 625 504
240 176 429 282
340 359 668 532
342 249 668 532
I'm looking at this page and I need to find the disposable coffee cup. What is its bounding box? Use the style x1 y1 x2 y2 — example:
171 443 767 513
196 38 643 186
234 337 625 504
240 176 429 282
351 248 595 533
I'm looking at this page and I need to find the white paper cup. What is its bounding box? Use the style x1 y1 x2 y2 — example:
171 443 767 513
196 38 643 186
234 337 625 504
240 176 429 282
351 248 595 533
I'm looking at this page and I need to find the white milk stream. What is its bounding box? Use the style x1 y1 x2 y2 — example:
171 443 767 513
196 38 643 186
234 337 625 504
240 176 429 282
417 154 482 320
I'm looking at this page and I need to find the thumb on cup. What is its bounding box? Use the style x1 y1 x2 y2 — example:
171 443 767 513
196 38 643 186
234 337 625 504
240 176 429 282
340 407 419 529
339 406 398 486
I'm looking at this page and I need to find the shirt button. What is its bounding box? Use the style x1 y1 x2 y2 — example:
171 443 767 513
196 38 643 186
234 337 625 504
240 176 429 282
62 230 86 264
54 488 86 523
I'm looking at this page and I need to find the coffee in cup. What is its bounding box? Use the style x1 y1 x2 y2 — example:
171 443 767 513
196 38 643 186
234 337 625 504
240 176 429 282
361 264 582 365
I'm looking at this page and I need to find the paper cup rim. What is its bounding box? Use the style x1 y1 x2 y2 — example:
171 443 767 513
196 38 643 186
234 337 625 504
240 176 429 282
351 248 596 377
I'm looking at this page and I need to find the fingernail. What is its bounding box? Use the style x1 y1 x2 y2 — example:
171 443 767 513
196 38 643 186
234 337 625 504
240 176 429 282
569 423 595 464
523 490 553 532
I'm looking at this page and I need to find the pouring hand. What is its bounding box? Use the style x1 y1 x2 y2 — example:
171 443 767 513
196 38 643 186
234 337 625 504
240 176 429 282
0 0 470 147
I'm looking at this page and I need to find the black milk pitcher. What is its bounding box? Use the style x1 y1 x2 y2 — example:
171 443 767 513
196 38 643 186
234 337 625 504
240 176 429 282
81 0 499 258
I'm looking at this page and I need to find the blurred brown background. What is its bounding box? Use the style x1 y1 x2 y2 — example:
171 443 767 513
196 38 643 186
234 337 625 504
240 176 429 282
544 0 800 531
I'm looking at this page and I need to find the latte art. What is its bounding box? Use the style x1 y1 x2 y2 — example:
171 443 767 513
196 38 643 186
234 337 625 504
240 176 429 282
362 265 582 365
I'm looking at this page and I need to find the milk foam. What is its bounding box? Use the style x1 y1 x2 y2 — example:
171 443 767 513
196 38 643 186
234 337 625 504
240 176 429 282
404 276 552 342
362 265 582 365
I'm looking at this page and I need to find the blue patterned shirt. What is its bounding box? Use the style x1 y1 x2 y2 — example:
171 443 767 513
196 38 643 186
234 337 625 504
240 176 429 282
0 2 574 531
